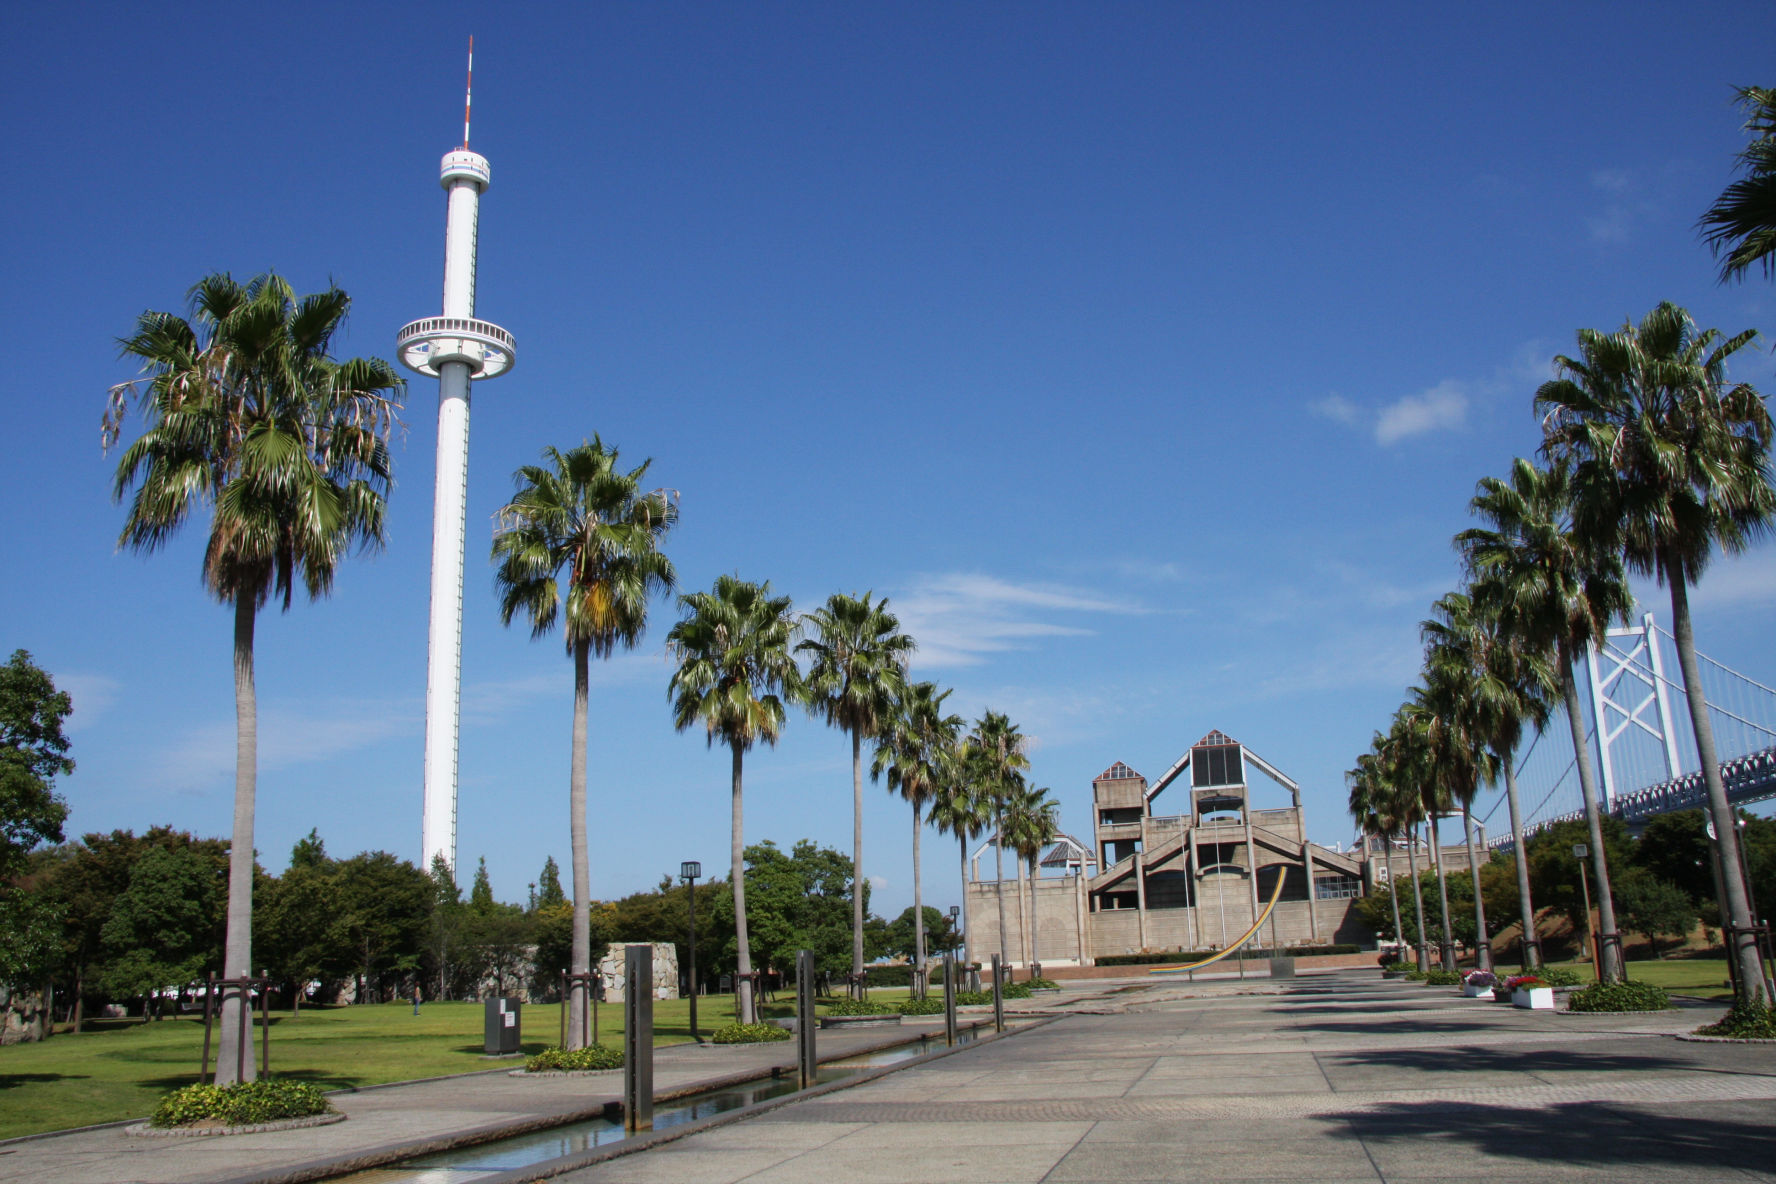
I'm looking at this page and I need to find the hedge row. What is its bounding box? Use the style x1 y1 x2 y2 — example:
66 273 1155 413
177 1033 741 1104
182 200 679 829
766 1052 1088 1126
1095 944 1362 967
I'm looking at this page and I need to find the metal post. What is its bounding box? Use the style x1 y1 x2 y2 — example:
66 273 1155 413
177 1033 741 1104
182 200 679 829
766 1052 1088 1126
942 951 957 1047
623 946 653 1132
682 864 700 1042
559 971 566 1048
1575 847 1598 982
260 974 270 1077
990 953 1004 1033
796 949 817 1090
236 978 247 1085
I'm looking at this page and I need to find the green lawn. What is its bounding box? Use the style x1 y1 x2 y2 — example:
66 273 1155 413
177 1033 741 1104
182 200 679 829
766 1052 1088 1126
1534 957 1743 999
0 991 907 1140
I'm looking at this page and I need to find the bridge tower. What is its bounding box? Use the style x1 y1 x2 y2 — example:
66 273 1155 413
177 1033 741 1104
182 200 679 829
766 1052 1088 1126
1586 612 1684 810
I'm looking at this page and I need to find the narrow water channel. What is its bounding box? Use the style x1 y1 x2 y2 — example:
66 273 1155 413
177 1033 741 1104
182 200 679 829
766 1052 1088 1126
327 1026 984 1183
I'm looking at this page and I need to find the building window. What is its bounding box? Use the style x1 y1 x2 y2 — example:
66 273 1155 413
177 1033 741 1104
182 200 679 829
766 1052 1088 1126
1314 874 1361 900
1192 743 1243 788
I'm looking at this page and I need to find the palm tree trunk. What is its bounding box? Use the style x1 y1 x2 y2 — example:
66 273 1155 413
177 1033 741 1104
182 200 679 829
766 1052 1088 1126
216 593 259 1084
1463 803 1491 970
1027 857 1040 973
1559 649 1624 982
993 806 1009 971
959 834 972 973
850 729 864 998
1385 836 1405 953
731 740 755 1025
1408 826 1430 970
911 803 925 999
1429 815 1455 970
567 638 591 1048
1669 568 1768 1003
1502 757 1540 968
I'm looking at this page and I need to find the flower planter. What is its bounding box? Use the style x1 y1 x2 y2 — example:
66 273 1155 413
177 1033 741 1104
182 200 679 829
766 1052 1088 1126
1462 983 1495 998
1512 987 1554 1010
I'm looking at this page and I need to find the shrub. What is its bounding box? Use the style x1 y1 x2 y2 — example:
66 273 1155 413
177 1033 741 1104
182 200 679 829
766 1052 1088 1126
1566 981 1672 1013
525 1044 623 1071
1003 982 1033 999
150 1081 332 1129
1403 969 1428 982
822 997 900 1017
955 990 992 1006
897 997 946 1015
1383 961 1415 974
1026 977 1061 990
710 1022 791 1044
1695 1000 1776 1039
1536 966 1581 987
1423 969 1463 986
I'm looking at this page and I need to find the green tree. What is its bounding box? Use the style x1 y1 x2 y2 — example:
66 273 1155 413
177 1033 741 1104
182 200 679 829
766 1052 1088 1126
1346 749 1407 953
98 846 224 1015
104 273 400 1080
1393 697 1460 970
535 856 566 911
667 574 799 1024
257 832 336 1011
885 906 960 960
871 680 961 992
1616 870 1698 959
330 851 431 1003
1526 816 1634 961
1461 457 1632 980
469 857 496 916
491 438 677 1046
0 651 72 879
1700 86 1776 283
798 592 914 993
1538 302 1774 1001
1632 811 1718 908
727 840 865 978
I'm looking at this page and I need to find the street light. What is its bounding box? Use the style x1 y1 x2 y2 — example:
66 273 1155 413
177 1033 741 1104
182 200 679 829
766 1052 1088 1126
680 861 701 1042
1573 843 1598 981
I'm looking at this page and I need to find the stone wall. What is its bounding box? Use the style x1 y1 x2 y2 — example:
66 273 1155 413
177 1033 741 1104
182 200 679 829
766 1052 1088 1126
596 942 680 1002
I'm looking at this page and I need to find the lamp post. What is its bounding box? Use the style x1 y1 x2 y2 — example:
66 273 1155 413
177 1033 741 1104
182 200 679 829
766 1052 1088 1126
1573 843 1598 982
680 861 701 1042
949 905 961 965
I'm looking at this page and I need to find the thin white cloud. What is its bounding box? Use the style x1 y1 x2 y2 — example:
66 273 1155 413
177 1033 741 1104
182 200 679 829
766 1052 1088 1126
460 650 669 724
1681 549 1776 613
147 699 420 793
1311 394 1362 426
1586 169 1656 244
892 573 1146 669
55 672 121 734
1375 380 1468 445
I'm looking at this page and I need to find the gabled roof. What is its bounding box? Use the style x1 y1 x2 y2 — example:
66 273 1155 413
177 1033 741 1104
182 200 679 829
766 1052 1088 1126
1095 761 1143 782
1040 833 1098 869
1193 729 1238 748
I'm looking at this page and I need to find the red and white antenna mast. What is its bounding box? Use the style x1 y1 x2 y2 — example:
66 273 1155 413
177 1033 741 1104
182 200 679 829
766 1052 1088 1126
463 36 473 150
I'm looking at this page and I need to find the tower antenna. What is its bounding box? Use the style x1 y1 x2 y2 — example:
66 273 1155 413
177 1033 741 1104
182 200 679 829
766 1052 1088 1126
463 36 473 149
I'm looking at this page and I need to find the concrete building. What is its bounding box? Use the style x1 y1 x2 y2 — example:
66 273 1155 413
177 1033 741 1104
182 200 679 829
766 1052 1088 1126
964 729 1372 968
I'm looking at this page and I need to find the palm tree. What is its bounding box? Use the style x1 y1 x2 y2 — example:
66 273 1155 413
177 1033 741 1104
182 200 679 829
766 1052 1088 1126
492 439 677 1045
1347 752 1406 955
1459 457 1632 981
1538 303 1774 1002
105 272 401 1083
667 575 798 1025
964 711 1030 971
928 763 989 977
1003 783 1060 972
1446 570 1560 969
1398 697 1460 971
798 593 914 993
1421 593 1506 971
1700 86 1776 284
1375 727 1434 971
871 681 961 997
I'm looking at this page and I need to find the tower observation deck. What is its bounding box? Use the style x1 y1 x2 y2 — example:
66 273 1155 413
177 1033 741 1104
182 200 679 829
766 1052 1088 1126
399 76 515 875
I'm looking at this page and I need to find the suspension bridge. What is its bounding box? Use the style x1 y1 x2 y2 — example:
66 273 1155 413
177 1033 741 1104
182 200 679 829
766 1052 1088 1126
1483 613 1776 851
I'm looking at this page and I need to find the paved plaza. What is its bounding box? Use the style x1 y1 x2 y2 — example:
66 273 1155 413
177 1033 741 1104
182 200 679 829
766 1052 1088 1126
4 971 1772 1184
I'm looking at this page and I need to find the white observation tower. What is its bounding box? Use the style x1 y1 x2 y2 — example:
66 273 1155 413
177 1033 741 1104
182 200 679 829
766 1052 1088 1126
397 40 515 875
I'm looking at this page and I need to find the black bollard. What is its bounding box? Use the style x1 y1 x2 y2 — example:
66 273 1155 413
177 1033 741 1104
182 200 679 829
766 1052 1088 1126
943 951 957 1046
990 953 1004 1033
623 946 653 1132
796 949 817 1090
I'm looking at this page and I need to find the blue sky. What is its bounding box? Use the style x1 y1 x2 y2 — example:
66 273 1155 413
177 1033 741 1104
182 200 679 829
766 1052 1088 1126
6 3 1774 918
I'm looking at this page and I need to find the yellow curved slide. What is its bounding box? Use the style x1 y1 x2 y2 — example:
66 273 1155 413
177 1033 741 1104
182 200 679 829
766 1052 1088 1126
1146 868 1288 976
